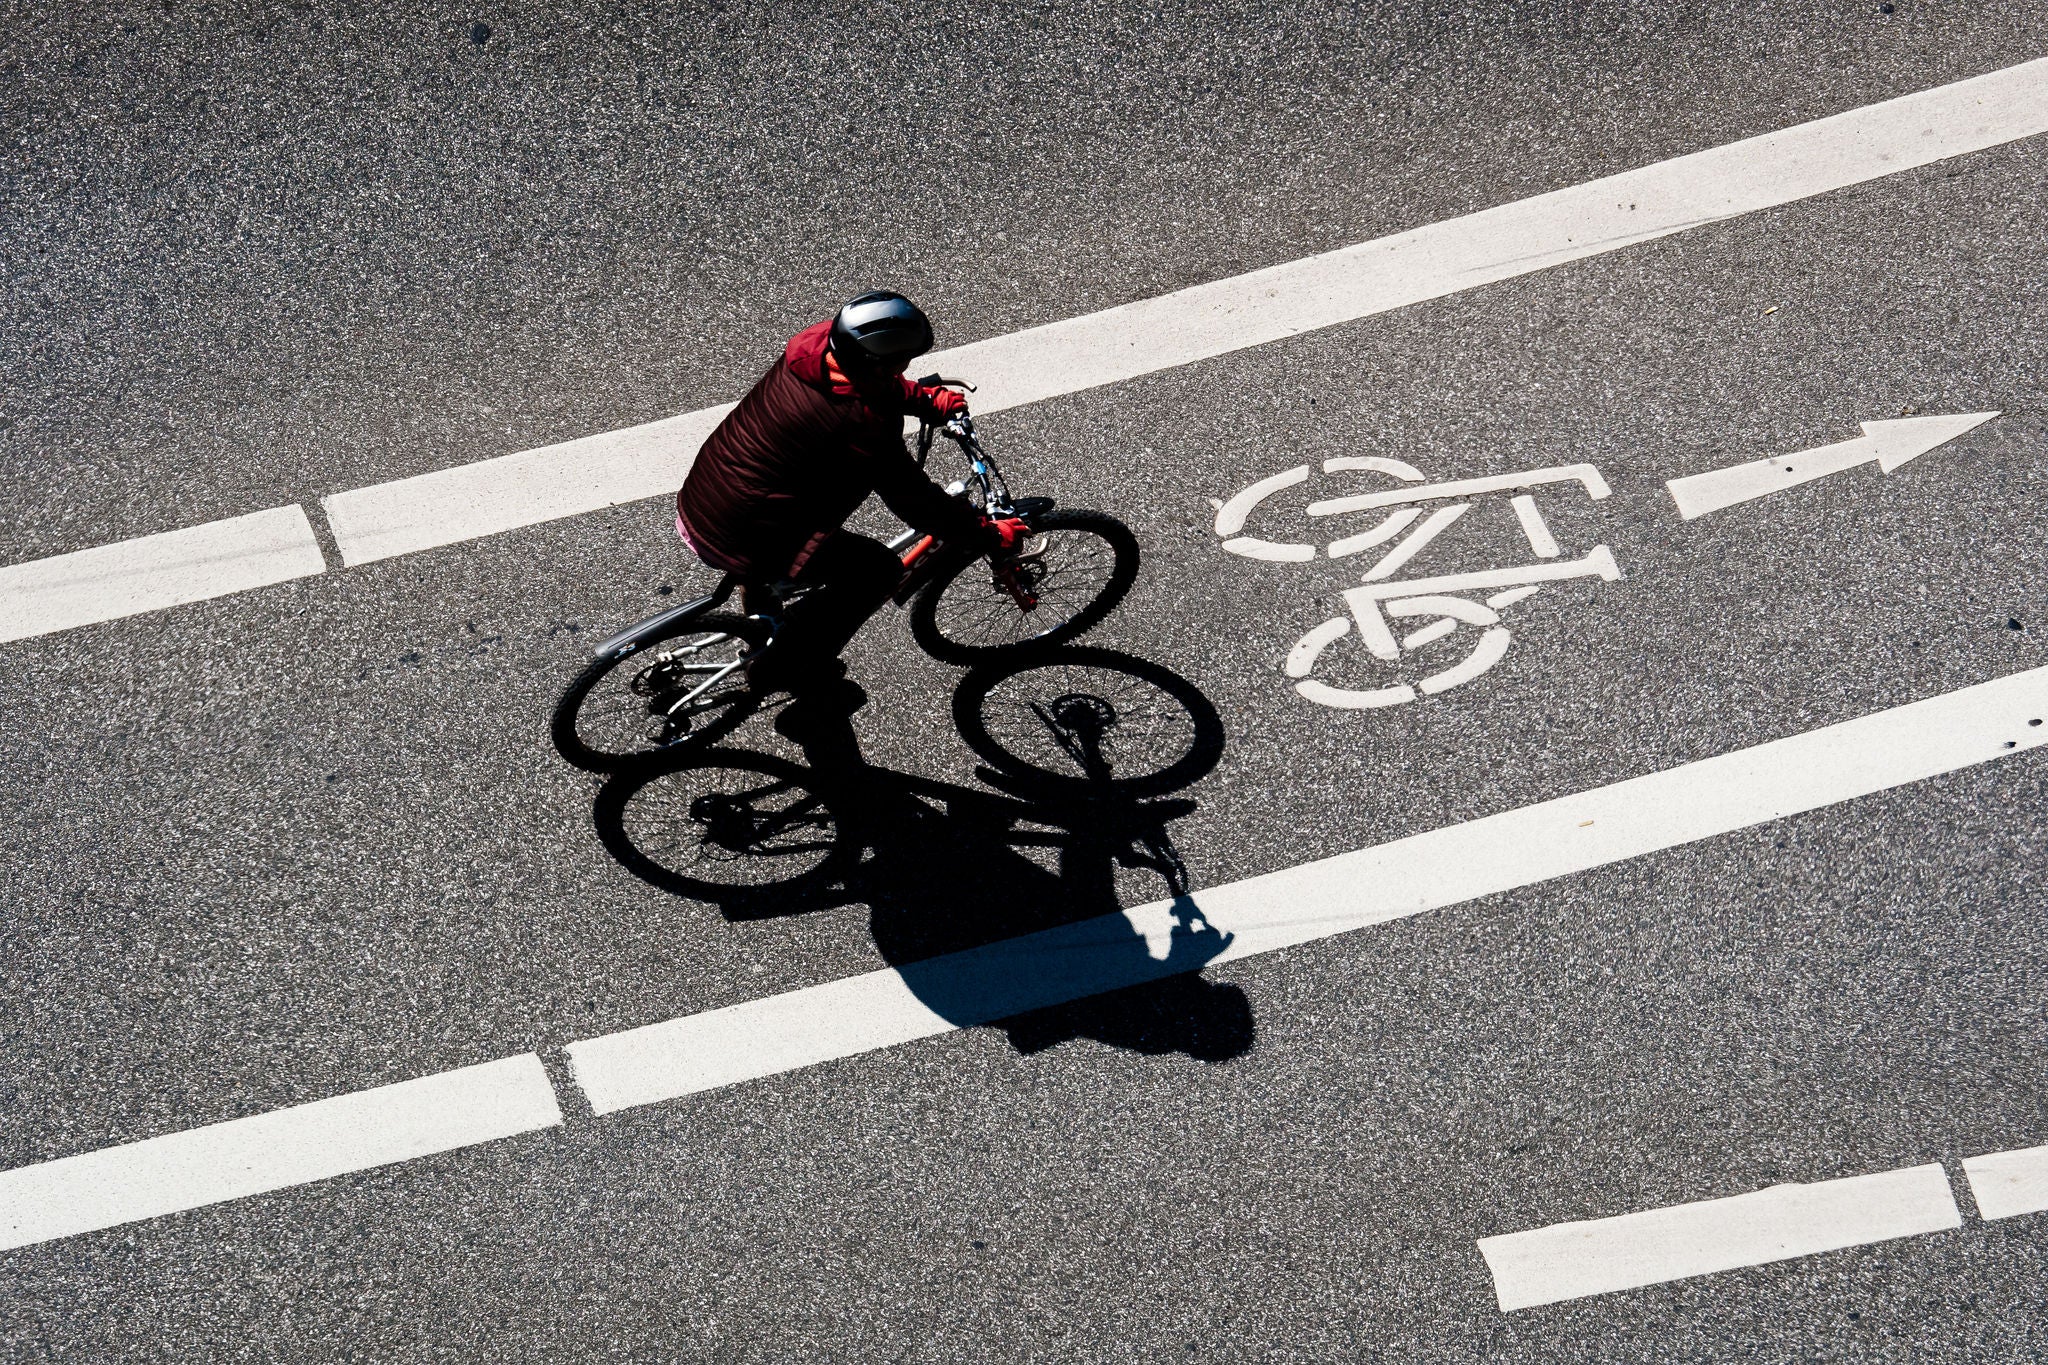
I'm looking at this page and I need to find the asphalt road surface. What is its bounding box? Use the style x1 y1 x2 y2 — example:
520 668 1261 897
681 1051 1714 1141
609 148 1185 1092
5 4 2047 1360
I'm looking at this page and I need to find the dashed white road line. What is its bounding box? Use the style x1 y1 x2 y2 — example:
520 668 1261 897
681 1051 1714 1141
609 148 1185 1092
1962 1142 2048 1221
1478 1163 1962 1311
318 55 2048 568
569 662 2048 1112
6 57 2048 638
320 405 733 570
1485 1138 2048 1310
0 1055 561 1253
0 505 326 645
3 666 2043 1251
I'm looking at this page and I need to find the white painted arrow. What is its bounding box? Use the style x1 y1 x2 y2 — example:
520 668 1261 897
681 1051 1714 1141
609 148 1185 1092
1666 411 1999 520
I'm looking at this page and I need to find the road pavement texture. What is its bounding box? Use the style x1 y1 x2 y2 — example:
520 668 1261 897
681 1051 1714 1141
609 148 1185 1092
5 5 2048 1361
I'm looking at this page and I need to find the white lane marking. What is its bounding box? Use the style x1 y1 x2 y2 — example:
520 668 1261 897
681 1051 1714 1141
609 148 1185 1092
0 1055 561 1252
321 405 733 569
1306 463 1612 518
1326 507 1424 559
319 59 2048 564
922 57 2048 419
1667 411 2000 519
9 59 2048 629
1286 617 1352 677
1510 494 1561 558
0 506 325 645
1219 536 1316 563
566 663 2048 1117
1214 465 1310 536
1478 1163 1960 1312
8 668 2045 1250
1962 1142 2048 1221
1360 503 1471 581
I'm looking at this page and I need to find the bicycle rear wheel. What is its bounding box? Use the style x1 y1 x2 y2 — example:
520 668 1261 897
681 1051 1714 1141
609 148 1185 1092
551 611 770 772
908 508 1138 665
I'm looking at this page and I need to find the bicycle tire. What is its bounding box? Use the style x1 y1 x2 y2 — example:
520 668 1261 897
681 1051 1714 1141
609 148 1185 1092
908 508 1139 665
551 610 771 772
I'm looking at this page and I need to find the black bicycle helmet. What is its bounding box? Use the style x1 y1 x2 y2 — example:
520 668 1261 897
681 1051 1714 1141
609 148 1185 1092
828 290 935 373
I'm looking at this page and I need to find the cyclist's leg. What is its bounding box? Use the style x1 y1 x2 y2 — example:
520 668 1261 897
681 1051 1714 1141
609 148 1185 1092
751 533 893 775
744 531 900 692
780 531 903 672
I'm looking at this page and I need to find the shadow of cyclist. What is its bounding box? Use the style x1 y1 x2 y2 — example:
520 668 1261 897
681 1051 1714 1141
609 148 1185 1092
593 648 1251 1063
851 770 1250 1063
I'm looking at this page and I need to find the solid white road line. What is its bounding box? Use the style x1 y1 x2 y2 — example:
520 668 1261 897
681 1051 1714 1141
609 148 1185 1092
0 505 326 645
1961 1142 2048 1221
0 1055 561 1252
318 57 2048 566
1477 1163 1961 1312
566 662 2048 1117
7 58 2047 633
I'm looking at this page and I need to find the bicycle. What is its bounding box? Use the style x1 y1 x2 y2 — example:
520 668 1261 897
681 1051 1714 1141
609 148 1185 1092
552 395 1141 772
592 646 1225 903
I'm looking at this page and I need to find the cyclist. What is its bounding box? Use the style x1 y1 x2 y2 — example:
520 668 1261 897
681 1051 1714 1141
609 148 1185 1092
675 291 1028 696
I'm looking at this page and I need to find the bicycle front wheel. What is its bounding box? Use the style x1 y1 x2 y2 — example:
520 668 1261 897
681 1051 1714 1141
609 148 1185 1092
551 611 770 772
908 508 1139 665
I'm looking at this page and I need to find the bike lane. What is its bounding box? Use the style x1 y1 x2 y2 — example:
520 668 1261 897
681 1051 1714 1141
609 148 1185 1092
3 91 2048 1363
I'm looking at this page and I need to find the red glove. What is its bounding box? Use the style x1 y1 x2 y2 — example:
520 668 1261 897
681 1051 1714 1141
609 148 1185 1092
921 386 970 421
981 515 1031 556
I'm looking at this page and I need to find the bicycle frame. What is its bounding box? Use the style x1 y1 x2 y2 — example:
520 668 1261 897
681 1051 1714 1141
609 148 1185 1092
590 411 1031 725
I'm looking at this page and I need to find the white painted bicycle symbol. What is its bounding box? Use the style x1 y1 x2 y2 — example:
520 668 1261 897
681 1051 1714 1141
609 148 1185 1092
1214 456 1621 709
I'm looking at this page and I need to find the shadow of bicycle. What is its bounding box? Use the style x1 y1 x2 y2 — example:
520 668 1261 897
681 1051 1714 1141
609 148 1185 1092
592 647 1252 1063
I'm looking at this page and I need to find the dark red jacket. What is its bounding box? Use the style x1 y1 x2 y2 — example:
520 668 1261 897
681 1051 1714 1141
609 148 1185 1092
676 319 980 579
